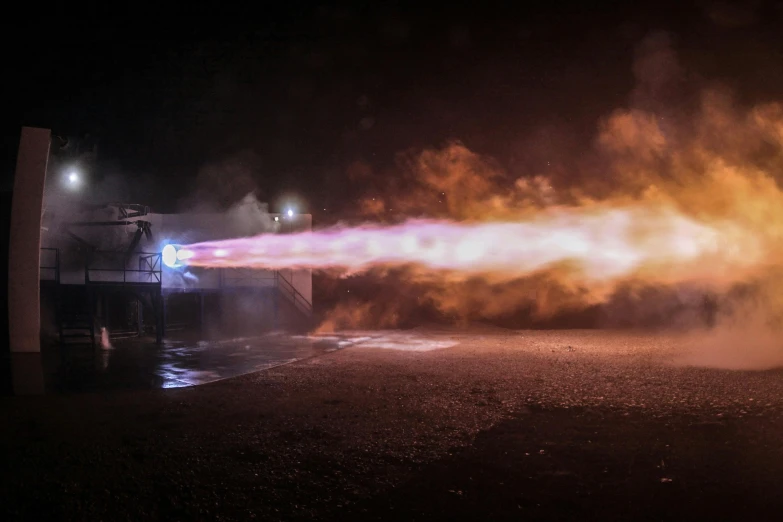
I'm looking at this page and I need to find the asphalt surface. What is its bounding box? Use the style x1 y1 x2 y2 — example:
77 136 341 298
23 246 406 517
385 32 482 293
2 328 783 521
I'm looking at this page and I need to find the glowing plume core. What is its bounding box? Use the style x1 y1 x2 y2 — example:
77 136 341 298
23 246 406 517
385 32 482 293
173 207 762 284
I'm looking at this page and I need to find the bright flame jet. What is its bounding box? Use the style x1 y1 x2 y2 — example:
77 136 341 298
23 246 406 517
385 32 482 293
166 206 764 285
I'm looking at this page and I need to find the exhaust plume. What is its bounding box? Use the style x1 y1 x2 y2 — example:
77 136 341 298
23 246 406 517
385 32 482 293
171 90 783 333
173 34 783 341
176 207 762 287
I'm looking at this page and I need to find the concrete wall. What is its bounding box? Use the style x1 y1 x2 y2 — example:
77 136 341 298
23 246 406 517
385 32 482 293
8 128 50 353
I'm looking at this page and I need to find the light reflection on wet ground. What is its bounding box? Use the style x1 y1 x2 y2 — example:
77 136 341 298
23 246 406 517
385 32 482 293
314 331 460 351
45 333 364 392
40 329 467 393
39 325 783 394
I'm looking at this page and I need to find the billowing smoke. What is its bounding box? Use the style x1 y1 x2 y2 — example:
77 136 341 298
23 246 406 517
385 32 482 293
174 33 783 363
178 150 265 213
41 144 145 258
315 32 783 336
175 150 277 239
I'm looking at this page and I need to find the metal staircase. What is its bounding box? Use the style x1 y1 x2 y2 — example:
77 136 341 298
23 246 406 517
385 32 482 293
274 271 313 318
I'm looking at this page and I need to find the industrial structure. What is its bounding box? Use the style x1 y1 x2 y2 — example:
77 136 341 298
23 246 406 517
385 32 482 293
39 199 313 347
10 128 313 356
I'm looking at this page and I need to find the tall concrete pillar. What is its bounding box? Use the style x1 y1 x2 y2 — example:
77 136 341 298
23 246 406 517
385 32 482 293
8 127 51 394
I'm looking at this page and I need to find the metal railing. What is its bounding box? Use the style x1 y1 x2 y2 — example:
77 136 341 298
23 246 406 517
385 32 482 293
86 251 162 285
39 247 311 316
138 253 162 283
40 247 60 283
275 271 313 317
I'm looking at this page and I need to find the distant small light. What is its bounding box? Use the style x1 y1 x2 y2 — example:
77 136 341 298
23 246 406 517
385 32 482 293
68 172 79 183
287 209 294 217
274 216 279 222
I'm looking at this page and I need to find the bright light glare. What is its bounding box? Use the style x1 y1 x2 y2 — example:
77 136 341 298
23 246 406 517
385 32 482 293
162 244 178 268
68 172 79 183
287 209 294 217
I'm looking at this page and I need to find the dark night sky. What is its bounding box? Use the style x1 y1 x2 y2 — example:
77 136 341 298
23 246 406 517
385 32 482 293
3 1 783 217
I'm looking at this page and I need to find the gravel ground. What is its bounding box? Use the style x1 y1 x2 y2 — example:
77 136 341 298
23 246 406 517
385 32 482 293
2 328 783 521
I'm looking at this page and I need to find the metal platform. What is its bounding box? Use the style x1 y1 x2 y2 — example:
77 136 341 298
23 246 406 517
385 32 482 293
40 248 313 345
40 249 164 345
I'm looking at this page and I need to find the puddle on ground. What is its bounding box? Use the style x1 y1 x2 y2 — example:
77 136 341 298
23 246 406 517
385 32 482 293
37 330 459 393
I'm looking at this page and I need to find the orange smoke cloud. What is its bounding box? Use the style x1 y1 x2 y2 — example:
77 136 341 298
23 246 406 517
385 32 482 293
316 83 783 329
181 35 783 333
